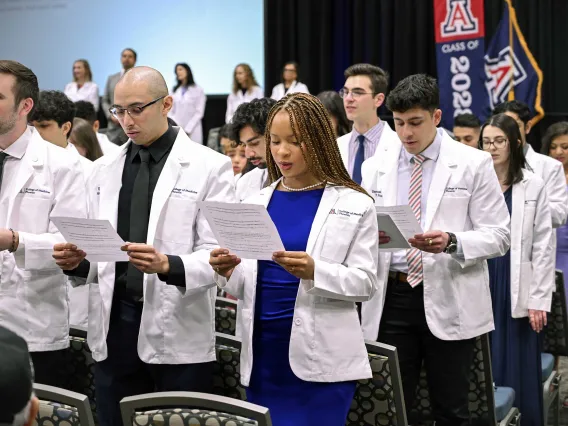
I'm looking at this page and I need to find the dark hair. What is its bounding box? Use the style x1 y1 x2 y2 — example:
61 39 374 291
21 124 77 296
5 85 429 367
173 63 196 93
386 74 439 113
70 118 103 161
492 100 531 126
454 113 481 129
317 91 351 137
481 113 526 186
32 91 76 138
265 93 370 197
122 48 137 61
217 124 233 147
74 100 97 124
0 60 39 117
232 63 259 94
229 97 276 143
344 63 389 96
541 121 568 155
281 61 301 84
73 59 92 82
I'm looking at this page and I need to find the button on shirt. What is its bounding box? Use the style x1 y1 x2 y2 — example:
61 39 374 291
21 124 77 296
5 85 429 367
390 130 442 273
348 120 385 176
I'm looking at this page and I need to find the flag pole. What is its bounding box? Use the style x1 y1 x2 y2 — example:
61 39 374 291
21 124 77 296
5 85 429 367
506 0 515 101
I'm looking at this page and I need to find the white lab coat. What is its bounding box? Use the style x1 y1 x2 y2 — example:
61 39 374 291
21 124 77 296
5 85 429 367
169 85 207 143
84 128 236 363
270 81 309 101
225 86 264 124
337 121 400 172
361 130 511 341
509 170 554 317
235 167 268 202
525 145 568 271
525 145 568 228
66 143 94 178
96 133 120 156
0 127 87 351
216 181 379 386
64 81 99 111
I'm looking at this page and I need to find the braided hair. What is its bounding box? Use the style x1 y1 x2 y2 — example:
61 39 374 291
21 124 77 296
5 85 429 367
264 93 371 198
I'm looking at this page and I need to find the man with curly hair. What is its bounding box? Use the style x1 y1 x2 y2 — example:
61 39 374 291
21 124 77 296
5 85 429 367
230 97 276 202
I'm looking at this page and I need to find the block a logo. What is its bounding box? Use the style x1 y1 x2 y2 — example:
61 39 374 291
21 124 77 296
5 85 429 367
441 0 479 37
484 47 527 109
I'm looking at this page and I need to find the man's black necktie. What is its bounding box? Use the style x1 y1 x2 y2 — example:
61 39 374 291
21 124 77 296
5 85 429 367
126 148 150 299
0 153 9 189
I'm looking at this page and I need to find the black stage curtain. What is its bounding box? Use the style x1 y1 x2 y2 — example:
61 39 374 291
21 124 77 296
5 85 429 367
264 0 568 150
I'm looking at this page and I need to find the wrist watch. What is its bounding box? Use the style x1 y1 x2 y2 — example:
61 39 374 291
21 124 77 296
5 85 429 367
443 232 457 254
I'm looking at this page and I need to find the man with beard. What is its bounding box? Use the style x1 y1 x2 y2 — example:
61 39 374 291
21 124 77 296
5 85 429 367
231 97 276 201
0 60 86 387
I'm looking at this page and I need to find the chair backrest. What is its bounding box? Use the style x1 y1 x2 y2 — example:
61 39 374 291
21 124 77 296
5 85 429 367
214 332 247 400
215 297 238 336
207 127 222 152
544 270 568 356
120 391 272 426
409 334 497 425
33 383 95 426
64 327 97 422
347 341 408 426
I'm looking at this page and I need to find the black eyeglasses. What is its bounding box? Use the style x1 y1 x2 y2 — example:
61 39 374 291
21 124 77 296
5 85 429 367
109 95 166 119
482 137 508 149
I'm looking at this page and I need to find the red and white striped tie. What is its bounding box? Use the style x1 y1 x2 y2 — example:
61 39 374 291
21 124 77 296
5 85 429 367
406 154 426 287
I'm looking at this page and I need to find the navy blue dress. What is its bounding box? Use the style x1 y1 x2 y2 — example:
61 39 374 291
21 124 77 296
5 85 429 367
488 186 543 426
246 188 357 426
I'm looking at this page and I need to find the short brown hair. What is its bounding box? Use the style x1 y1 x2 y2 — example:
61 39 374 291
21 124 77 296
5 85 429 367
344 63 389 96
0 60 39 117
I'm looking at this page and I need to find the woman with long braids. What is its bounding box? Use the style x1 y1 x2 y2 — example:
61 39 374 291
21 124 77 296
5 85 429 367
209 93 379 426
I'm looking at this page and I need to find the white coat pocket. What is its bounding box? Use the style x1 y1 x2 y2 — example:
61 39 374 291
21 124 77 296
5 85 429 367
319 218 358 264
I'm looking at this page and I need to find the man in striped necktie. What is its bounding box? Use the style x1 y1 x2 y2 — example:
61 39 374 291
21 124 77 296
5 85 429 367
361 74 510 426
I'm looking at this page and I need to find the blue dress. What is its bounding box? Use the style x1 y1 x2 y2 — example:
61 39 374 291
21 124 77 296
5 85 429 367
488 186 543 426
246 188 357 426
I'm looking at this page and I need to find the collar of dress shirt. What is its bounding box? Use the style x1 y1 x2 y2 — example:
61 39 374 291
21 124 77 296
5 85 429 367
351 119 385 143
129 125 178 164
403 127 443 163
3 126 32 160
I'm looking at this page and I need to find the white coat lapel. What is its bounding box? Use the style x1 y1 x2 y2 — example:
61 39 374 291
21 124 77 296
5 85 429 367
377 142 401 207
147 130 189 245
424 138 453 231
98 146 128 228
6 131 41 225
510 177 526 268
306 186 339 254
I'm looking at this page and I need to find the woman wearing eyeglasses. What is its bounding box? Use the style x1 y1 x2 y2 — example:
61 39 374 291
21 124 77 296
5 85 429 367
481 113 553 426
270 61 309 101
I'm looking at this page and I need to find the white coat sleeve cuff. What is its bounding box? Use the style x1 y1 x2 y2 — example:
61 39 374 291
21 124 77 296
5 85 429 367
528 297 552 312
216 263 245 300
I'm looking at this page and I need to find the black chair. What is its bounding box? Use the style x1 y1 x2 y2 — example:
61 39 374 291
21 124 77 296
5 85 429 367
215 297 238 336
347 341 408 425
408 334 520 426
214 332 247 400
63 326 97 422
542 270 567 426
34 383 95 426
120 392 272 426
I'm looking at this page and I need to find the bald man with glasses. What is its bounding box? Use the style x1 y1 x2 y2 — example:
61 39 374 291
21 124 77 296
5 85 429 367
53 66 236 426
